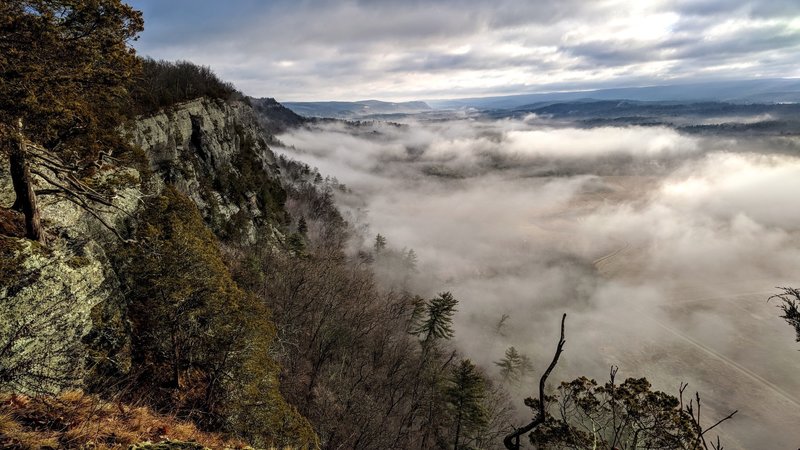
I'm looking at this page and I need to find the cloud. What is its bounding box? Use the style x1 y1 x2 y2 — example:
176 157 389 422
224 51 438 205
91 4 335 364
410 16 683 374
129 0 800 100
275 118 800 448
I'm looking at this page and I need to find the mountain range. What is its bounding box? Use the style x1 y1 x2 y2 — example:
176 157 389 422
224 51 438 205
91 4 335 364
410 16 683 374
280 79 800 119
281 99 431 118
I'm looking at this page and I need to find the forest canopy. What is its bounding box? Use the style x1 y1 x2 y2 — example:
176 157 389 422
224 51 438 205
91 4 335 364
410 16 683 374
130 58 248 115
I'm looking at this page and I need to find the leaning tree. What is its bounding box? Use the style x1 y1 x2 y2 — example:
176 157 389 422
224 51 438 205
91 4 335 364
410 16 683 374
0 0 143 242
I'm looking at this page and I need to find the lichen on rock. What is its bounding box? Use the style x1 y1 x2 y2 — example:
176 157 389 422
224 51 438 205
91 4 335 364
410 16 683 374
0 236 122 393
127 98 286 243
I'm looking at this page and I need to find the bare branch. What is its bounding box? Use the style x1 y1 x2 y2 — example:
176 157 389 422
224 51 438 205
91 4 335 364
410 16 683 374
701 410 738 437
685 389 737 450
503 313 567 450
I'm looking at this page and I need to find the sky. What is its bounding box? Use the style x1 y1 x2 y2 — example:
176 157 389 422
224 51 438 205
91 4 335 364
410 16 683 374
127 0 800 101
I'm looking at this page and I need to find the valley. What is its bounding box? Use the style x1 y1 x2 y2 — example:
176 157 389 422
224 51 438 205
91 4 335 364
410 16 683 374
276 116 800 449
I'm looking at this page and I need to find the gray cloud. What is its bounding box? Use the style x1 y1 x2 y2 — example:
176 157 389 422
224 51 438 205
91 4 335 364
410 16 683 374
129 0 800 100
669 0 800 18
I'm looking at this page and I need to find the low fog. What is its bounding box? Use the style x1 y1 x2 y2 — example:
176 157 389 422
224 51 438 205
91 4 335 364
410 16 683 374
276 118 800 449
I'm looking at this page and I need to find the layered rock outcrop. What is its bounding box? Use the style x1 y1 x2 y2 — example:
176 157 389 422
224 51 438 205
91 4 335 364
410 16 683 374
0 97 285 393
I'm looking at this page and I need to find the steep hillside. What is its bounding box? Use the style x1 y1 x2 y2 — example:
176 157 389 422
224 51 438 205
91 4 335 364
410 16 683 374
249 97 308 134
129 97 288 241
0 95 315 448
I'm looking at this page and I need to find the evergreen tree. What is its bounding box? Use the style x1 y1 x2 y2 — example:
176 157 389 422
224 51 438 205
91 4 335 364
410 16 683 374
447 359 488 450
495 314 510 337
119 188 315 446
404 248 418 272
495 346 535 382
413 292 458 343
297 216 308 235
286 232 305 254
0 0 143 241
770 287 800 342
374 233 387 254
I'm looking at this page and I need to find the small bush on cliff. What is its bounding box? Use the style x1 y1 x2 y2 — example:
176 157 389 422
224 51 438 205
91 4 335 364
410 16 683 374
117 187 315 447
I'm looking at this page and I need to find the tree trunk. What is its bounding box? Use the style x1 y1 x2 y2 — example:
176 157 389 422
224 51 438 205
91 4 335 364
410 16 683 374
453 405 463 450
171 324 182 389
9 126 44 243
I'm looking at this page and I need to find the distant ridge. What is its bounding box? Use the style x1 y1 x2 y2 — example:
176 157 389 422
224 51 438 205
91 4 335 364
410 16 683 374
283 99 431 118
249 97 308 133
427 78 800 110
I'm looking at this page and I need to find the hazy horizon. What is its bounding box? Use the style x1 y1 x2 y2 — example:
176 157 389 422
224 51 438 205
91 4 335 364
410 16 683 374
274 77 800 108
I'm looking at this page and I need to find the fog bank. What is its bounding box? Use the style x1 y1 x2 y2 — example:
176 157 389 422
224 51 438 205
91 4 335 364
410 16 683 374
277 118 800 449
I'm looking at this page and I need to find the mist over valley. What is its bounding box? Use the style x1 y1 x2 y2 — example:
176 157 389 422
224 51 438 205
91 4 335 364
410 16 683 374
276 113 800 449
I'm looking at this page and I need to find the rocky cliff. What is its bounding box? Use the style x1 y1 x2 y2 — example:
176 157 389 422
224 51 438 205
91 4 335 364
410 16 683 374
0 96 288 393
130 97 287 242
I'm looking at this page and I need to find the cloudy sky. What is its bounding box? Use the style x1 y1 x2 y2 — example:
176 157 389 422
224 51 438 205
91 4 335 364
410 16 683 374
129 0 800 101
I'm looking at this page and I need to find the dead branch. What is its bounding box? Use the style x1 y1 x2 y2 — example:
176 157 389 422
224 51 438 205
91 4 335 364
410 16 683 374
681 384 737 450
702 410 738 437
55 190 135 244
503 313 566 450
31 168 113 208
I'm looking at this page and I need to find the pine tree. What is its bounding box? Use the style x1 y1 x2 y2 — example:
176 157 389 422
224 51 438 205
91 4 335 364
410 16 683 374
374 233 387 254
413 292 458 343
297 216 308 235
495 346 534 382
770 287 800 342
404 248 418 272
287 232 305 254
447 359 488 450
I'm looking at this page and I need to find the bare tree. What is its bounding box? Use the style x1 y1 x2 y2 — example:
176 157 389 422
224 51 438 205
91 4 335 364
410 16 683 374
504 313 566 450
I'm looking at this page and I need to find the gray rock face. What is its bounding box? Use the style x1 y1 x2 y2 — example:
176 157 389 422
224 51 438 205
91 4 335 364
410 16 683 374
0 238 123 393
128 97 281 236
1 97 284 393
0 161 140 394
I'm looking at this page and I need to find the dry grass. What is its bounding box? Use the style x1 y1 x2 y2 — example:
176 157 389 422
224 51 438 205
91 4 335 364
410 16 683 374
0 391 251 449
